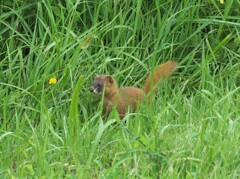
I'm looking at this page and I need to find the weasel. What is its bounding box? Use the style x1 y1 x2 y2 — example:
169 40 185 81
90 61 177 118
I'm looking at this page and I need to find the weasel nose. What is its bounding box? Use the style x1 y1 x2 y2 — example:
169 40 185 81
90 86 94 93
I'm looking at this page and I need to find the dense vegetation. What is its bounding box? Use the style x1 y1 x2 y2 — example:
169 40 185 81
0 0 239 178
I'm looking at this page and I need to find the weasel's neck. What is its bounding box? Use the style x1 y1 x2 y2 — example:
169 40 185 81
105 90 119 102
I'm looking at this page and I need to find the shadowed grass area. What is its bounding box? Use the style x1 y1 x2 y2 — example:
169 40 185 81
0 0 240 178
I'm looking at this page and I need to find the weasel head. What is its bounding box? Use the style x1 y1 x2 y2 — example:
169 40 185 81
90 75 117 96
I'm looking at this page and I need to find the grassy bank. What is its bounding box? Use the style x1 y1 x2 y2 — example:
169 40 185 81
0 0 240 178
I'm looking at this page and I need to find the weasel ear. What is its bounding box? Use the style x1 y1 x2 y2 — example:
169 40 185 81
105 75 114 84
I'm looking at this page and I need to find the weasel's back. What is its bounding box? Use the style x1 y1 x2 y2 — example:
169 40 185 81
116 87 145 117
119 87 145 101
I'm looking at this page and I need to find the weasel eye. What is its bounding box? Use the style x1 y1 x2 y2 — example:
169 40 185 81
97 83 101 88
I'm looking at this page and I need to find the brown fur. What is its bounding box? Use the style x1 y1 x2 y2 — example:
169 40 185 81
90 61 177 118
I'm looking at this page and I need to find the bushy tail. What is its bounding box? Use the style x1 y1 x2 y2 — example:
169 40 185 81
143 61 178 95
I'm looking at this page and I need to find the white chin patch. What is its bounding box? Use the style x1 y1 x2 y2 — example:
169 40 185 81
93 88 102 95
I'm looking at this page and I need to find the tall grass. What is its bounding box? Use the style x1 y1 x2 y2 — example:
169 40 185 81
0 0 240 178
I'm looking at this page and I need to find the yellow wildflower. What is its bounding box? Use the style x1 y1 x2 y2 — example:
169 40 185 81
49 77 57 85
